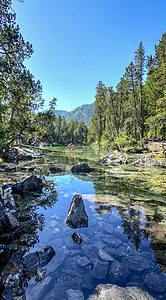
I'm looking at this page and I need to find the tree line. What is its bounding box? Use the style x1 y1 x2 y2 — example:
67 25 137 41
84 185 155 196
0 0 165 151
88 33 166 149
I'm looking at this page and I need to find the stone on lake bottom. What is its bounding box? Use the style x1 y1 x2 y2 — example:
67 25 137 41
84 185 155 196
66 289 84 300
76 255 90 267
92 259 109 279
109 260 129 284
144 271 166 293
121 255 151 273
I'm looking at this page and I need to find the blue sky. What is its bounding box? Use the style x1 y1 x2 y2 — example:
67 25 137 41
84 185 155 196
12 0 166 111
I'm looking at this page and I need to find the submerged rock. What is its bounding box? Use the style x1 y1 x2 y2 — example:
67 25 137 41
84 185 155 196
144 271 166 293
71 162 94 173
88 284 155 299
66 194 88 228
38 245 55 267
71 232 83 244
12 175 44 196
49 166 63 173
121 255 151 273
66 289 84 300
109 260 129 284
22 245 55 270
92 259 109 279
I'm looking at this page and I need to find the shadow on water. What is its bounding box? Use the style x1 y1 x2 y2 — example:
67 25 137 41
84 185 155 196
0 150 166 299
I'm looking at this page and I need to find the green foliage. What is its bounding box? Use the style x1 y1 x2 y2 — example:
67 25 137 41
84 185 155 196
88 32 166 148
0 0 44 150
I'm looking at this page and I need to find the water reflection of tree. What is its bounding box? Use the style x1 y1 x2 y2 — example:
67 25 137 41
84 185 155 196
90 172 151 251
120 207 148 251
0 181 58 296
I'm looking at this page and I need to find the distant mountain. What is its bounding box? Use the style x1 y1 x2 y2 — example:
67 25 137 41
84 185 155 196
65 103 94 124
54 110 68 117
54 103 94 124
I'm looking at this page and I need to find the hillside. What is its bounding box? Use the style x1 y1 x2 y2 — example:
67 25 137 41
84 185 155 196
65 103 94 124
54 110 68 117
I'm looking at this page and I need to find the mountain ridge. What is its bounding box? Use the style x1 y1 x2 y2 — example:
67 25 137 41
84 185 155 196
54 103 94 124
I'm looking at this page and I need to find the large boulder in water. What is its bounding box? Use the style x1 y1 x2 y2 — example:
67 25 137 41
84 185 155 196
88 284 155 300
71 162 94 173
12 175 44 196
66 194 88 228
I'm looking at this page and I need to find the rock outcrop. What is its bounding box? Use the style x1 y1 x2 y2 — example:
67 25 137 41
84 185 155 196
2 146 41 163
66 194 88 228
88 284 155 300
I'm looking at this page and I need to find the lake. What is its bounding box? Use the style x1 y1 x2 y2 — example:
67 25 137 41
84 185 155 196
0 149 166 299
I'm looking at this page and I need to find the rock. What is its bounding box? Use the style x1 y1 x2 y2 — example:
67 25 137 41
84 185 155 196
131 155 159 167
22 246 55 270
66 194 88 228
49 166 63 173
22 251 39 270
82 245 98 264
0 244 11 265
92 259 109 279
144 271 166 293
38 245 55 267
2 273 25 300
109 260 129 284
76 255 90 267
101 222 114 234
66 289 84 300
71 162 94 173
71 232 83 244
12 175 44 196
99 153 127 166
1 212 19 232
121 255 151 273
3 146 41 163
102 237 122 248
98 249 114 262
63 257 84 277
88 284 155 299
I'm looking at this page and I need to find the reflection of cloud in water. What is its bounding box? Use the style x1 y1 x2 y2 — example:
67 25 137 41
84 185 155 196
82 193 126 207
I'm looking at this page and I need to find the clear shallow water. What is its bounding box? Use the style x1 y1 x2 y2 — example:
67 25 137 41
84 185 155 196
1 151 166 299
